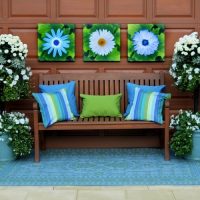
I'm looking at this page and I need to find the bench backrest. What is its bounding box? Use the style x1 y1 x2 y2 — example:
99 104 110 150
39 73 164 113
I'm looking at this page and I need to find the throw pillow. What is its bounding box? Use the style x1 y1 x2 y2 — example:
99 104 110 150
39 81 79 116
124 83 166 116
32 88 75 128
125 87 171 124
80 94 122 118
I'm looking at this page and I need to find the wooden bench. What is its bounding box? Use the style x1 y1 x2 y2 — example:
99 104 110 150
33 72 170 162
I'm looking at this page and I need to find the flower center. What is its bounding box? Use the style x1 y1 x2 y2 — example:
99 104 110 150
53 39 60 46
98 38 106 46
142 39 149 46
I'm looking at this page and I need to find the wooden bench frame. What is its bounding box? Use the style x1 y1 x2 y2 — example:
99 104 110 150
33 72 170 162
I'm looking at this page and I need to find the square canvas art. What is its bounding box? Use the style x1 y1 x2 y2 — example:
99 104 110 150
128 24 165 62
38 24 75 61
83 24 120 61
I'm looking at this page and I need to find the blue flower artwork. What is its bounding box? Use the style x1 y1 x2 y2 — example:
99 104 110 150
128 24 165 62
38 24 75 61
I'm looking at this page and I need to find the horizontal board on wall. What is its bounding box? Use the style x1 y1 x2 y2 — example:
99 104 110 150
0 0 199 23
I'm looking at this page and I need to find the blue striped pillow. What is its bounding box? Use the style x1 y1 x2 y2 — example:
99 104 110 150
125 87 171 124
32 89 75 128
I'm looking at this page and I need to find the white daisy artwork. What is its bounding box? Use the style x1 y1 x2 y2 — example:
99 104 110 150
38 24 75 61
83 24 120 61
128 24 165 62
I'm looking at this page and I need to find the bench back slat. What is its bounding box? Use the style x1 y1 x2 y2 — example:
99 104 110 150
39 73 164 113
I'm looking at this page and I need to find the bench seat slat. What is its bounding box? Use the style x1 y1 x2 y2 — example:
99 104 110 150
38 119 165 130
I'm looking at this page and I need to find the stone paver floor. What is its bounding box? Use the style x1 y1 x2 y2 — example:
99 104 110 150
1 186 200 200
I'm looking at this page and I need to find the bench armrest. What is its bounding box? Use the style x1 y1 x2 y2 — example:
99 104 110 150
33 101 39 110
165 99 170 108
164 99 170 127
33 101 39 132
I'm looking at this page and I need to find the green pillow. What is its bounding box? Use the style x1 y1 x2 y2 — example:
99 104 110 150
80 94 122 118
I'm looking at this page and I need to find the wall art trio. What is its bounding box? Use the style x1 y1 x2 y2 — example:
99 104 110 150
38 23 165 62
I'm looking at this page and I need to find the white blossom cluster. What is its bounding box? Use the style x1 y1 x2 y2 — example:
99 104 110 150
170 110 200 132
0 34 28 61
0 112 31 142
169 32 200 91
0 64 32 87
0 34 32 101
174 32 200 55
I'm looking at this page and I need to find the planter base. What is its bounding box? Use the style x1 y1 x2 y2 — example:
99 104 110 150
0 135 15 161
185 130 200 161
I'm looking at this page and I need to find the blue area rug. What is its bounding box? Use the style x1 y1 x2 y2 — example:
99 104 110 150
1 148 200 186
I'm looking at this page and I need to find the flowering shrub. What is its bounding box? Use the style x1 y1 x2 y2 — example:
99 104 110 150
0 34 32 101
169 32 200 91
0 112 33 158
170 110 200 156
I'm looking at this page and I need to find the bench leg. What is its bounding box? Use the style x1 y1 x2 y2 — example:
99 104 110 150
34 128 40 162
164 128 170 160
33 109 40 162
164 104 170 160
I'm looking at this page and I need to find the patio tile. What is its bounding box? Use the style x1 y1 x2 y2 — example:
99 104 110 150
0 186 53 191
148 186 200 190
0 190 28 200
26 190 77 200
77 190 125 200
173 190 200 200
126 190 175 200
54 186 148 190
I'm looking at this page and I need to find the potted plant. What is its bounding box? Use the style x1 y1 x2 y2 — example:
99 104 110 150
170 110 200 158
169 32 200 159
169 32 200 112
0 112 33 161
0 34 32 113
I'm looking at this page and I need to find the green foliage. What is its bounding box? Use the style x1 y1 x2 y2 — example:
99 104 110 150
0 112 33 158
1 78 30 102
38 24 75 61
170 129 193 157
170 110 200 157
128 24 165 62
83 24 120 61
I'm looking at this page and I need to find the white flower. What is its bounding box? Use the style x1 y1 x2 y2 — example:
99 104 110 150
21 70 26 75
178 76 182 80
4 49 9 54
172 63 176 69
0 65 3 70
89 29 115 56
191 51 195 56
14 75 19 81
7 59 11 63
25 118 29 123
12 80 17 86
197 47 200 54
23 75 29 80
132 30 159 56
6 68 12 75
19 118 25 124
194 68 200 74
183 64 187 69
